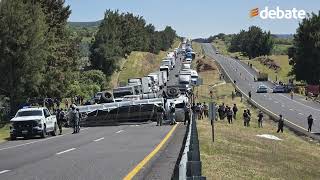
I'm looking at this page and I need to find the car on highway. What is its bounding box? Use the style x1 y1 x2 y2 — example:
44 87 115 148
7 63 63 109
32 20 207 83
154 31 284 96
10 107 57 140
272 85 286 93
161 59 173 70
256 85 268 93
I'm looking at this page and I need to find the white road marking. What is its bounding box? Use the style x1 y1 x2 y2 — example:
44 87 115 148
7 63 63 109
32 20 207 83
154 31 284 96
0 128 89 151
94 137 104 142
298 113 304 116
0 170 10 174
279 94 320 112
274 101 279 104
281 105 285 107
56 148 76 155
264 95 267 97
116 130 124 134
289 109 294 111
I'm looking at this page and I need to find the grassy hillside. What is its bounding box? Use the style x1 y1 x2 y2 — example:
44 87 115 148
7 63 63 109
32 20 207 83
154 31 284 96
243 55 292 83
110 38 180 88
212 39 293 83
192 52 320 179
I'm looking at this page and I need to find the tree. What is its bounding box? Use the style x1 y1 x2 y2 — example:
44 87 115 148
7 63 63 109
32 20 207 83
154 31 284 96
290 12 320 84
0 0 47 114
229 26 273 59
90 10 177 77
37 0 81 99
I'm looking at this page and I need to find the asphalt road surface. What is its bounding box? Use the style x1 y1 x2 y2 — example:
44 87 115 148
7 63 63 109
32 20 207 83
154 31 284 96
202 43 320 135
0 54 186 180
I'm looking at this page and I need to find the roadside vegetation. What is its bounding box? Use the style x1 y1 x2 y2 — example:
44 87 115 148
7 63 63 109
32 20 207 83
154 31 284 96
192 44 320 179
212 36 293 84
112 38 180 87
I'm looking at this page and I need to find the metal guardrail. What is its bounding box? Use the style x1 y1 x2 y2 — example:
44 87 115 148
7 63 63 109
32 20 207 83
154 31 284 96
179 113 206 180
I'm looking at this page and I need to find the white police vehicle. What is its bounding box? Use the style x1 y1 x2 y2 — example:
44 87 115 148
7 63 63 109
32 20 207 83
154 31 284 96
10 107 57 140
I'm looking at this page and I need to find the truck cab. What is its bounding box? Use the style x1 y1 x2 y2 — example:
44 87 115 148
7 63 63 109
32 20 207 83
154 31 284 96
10 107 57 140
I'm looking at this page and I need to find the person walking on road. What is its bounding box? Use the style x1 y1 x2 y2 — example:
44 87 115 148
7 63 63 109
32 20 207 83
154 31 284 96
57 108 65 135
156 104 165 126
76 108 81 133
277 114 284 133
307 114 314 132
184 102 190 125
290 91 294 99
248 91 252 99
226 107 233 124
257 111 263 128
169 102 176 125
70 105 78 134
232 104 238 119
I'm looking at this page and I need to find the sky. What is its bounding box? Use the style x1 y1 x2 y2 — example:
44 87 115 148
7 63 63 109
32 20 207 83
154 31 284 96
65 0 320 38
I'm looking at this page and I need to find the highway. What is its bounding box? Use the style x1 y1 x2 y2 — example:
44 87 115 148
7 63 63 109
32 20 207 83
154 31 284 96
0 54 186 180
202 43 320 135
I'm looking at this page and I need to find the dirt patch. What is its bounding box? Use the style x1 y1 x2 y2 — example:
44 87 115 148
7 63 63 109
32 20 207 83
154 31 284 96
196 58 216 72
255 56 281 72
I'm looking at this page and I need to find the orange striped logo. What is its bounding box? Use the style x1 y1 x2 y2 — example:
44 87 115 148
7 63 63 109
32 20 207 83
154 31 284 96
250 8 259 17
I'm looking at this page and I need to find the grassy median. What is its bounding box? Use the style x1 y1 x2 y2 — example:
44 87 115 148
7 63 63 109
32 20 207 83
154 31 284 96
193 43 320 180
0 123 10 142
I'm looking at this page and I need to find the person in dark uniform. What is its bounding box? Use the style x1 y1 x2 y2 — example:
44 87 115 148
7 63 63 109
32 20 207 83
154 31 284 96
232 104 238 120
76 108 81 133
307 114 314 132
156 104 165 126
57 108 65 135
243 110 249 127
257 111 263 128
184 102 190 125
70 105 78 134
277 114 284 133
248 91 252 99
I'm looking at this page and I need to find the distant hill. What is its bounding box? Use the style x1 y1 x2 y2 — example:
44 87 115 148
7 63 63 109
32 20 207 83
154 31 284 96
272 34 294 39
68 20 102 28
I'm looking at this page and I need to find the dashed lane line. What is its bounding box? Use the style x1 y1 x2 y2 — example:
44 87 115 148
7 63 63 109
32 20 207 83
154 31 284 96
93 137 105 142
0 128 89 151
56 148 76 155
0 170 10 174
116 130 124 134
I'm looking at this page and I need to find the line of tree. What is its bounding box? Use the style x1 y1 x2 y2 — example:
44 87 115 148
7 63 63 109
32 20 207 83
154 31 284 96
0 0 106 114
289 12 320 85
228 26 274 59
90 10 177 76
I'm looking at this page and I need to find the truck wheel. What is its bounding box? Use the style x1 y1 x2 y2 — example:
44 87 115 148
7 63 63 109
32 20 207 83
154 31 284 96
51 123 57 136
40 126 47 138
100 91 114 103
10 135 16 141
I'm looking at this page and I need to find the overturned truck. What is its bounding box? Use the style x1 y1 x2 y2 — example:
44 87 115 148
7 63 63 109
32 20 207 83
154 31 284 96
77 98 164 127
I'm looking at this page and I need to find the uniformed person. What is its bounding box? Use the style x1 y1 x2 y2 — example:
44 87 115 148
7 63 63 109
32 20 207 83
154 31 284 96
156 104 165 126
277 114 284 133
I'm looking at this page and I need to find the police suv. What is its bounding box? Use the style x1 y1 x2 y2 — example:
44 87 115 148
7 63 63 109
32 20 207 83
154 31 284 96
10 107 57 140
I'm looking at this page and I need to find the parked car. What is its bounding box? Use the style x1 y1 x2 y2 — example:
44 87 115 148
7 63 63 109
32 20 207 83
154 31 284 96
256 85 268 93
272 85 286 93
10 107 57 140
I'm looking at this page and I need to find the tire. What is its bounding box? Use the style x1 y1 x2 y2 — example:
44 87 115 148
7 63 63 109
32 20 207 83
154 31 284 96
40 126 47 138
10 135 16 141
99 91 114 103
51 123 57 136
167 87 180 98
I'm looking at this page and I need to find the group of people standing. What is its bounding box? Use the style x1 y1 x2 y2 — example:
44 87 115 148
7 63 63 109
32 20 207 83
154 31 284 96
192 102 209 120
217 103 238 124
